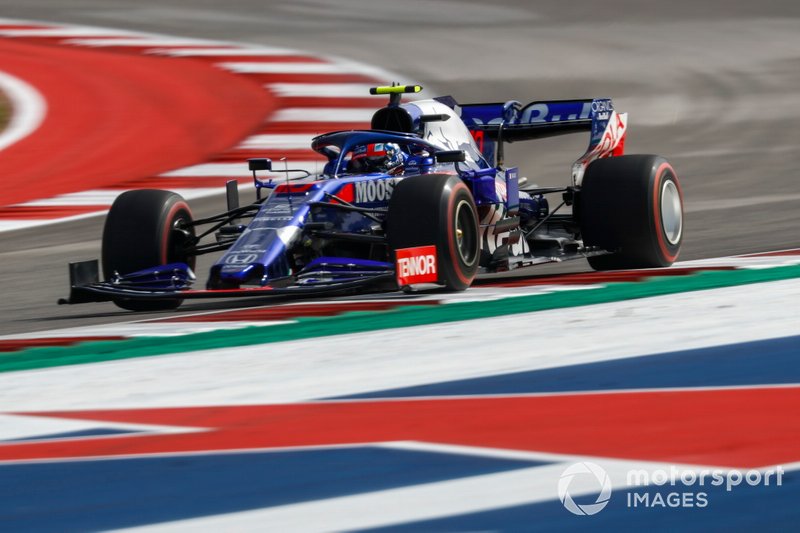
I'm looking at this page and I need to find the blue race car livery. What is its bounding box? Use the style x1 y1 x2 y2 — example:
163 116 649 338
61 85 684 311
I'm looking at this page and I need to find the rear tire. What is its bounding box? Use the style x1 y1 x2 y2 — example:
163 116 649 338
579 155 683 270
102 189 195 311
387 174 479 291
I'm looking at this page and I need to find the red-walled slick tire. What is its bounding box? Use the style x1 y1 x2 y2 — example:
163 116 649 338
102 189 195 311
387 174 479 290
578 154 683 270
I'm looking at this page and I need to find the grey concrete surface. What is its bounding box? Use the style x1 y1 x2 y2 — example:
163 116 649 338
0 1 798 334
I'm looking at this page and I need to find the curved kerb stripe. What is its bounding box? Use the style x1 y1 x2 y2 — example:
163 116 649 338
0 18 421 232
0 70 46 152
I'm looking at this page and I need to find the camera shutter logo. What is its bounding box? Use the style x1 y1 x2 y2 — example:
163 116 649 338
558 462 613 516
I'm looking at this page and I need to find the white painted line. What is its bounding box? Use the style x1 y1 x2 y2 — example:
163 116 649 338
0 186 257 233
150 47 300 57
432 284 602 304
175 186 250 200
0 221 38 232
16 190 120 207
0 212 108 232
676 256 800 269
319 383 800 405
14 187 238 207
159 163 263 178
0 27 137 37
0 18 50 25
685 193 800 213
0 414 203 441
0 442 407 467
268 83 379 97
738 248 800 257
325 55 410 82
160 162 319 177
236 134 316 150
379 441 799 474
676 145 799 158
218 62 346 74
384 442 644 466
63 37 228 47
0 414 113 442
0 70 47 153
271 107 374 122
0 321 293 340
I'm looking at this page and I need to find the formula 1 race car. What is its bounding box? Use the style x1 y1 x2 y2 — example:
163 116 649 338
60 85 683 311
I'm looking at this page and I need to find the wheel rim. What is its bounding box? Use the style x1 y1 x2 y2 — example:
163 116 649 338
660 179 683 245
454 199 477 266
167 212 195 267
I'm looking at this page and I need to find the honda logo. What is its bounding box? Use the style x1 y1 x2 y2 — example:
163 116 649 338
224 254 258 265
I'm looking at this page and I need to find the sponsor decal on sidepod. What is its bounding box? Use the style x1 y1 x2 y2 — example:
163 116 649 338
355 178 400 203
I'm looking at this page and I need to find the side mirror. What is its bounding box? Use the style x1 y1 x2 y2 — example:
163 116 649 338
248 158 272 171
435 150 466 164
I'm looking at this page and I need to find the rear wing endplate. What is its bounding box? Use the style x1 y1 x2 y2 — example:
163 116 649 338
439 97 623 173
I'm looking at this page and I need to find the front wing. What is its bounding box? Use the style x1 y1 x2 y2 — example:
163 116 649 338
58 260 397 305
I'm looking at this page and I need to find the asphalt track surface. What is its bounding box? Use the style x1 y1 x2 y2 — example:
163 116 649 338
0 0 798 335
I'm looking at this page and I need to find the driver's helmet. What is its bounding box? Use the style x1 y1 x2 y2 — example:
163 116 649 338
349 143 405 174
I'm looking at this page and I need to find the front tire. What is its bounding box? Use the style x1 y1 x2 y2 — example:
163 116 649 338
387 174 479 291
102 189 195 311
578 155 683 270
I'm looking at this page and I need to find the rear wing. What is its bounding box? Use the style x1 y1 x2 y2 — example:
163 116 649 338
436 96 624 173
